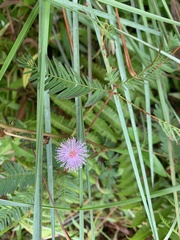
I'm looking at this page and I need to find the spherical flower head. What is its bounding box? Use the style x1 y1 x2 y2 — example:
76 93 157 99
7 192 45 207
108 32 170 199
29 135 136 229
56 137 88 171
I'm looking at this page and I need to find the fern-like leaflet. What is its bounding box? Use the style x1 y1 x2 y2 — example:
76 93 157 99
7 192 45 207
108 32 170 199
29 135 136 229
17 55 107 104
0 206 22 231
0 161 35 196
0 162 34 232
158 119 180 144
17 54 180 144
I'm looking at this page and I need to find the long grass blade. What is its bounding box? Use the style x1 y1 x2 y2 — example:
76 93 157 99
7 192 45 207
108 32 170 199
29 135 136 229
33 1 50 239
0 2 38 82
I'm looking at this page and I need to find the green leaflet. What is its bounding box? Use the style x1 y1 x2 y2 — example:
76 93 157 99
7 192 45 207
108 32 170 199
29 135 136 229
46 57 107 104
17 39 180 146
0 162 35 196
0 162 34 233
51 112 75 134
0 206 22 232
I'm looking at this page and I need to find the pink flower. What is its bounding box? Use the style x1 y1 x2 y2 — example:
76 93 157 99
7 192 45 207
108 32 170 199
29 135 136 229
56 137 88 171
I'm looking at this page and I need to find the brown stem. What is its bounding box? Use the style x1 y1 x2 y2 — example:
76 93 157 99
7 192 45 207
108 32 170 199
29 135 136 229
85 88 116 134
62 8 73 54
115 8 136 77
42 176 72 240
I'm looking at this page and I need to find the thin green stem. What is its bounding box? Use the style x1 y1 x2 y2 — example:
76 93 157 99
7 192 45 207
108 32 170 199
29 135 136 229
108 5 159 239
138 0 180 236
86 23 95 240
44 93 55 240
72 1 85 239
131 0 154 187
33 1 50 239
97 0 180 26
86 1 158 238
161 0 180 38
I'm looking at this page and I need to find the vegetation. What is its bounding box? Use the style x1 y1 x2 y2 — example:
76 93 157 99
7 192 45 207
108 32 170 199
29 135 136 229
0 0 180 239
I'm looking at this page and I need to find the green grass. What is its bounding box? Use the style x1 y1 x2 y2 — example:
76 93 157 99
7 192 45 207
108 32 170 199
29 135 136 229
0 0 180 239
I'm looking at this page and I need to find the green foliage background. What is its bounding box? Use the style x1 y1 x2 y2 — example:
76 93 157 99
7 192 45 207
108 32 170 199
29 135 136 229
0 0 180 239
